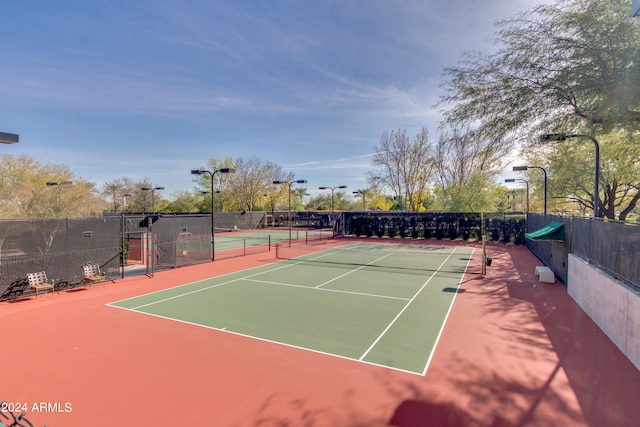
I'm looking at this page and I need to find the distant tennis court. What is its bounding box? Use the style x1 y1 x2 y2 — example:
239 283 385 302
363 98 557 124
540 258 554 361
206 227 334 258
108 241 474 375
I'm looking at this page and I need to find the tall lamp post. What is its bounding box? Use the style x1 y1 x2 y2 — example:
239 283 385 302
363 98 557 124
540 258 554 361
319 185 346 214
513 166 547 215
141 186 164 213
319 185 346 236
505 178 529 213
353 190 366 211
46 181 73 215
191 168 236 261
273 179 307 246
122 193 131 213
540 133 600 218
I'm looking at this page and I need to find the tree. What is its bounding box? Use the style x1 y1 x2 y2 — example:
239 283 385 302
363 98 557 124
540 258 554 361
227 157 287 212
433 127 507 212
524 130 640 219
101 177 137 212
165 191 202 213
191 157 237 212
290 187 308 211
0 153 104 219
440 0 640 140
368 128 434 211
351 186 394 211
439 0 640 219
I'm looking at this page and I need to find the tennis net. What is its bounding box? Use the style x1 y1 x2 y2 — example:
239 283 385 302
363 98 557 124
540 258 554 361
275 242 472 274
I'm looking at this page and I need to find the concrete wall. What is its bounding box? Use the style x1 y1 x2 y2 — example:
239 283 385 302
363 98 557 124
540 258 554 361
568 253 640 371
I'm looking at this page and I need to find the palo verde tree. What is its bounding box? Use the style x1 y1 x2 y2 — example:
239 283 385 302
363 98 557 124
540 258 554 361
0 153 104 219
368 128 434 212
0 153 105 255
439 0 640 219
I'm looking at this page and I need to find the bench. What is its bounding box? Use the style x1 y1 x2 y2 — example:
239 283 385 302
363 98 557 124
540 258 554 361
83 263 106 284
27 271 55 298
535 266 555 283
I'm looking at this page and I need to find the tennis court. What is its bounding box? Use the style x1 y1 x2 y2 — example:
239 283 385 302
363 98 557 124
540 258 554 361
109 242 473 375
204 227 334 258
3 238 640 426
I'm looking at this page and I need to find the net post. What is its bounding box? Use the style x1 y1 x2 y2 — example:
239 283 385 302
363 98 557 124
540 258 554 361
482 234 487 276
481 211 487 276
275 242 280 259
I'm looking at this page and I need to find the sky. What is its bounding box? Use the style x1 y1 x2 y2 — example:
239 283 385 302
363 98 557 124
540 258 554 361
0 0 551 199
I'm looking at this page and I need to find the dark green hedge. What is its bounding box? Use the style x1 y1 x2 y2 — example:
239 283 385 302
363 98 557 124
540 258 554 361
344 212 526 245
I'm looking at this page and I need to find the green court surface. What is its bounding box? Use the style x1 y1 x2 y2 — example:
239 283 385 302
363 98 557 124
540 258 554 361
109 243 474 375
212 228 332 251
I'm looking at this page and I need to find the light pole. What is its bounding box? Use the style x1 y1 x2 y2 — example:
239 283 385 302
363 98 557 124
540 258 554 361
513 166 547 215
141 186 164 214
46 181 73 215
191 168 236 261
505 178 529 213
122 193 131 213
273 179 307 245
319 185 346 214
540 133 600 218
353 190 366 211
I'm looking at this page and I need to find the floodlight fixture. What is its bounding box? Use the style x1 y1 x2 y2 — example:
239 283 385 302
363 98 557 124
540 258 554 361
539 133 568 142
141 186 164 214
505 178 529 213
0 132 19 144
189 167 236 260
319 185 347 215
353 190 367 211
513 165 547 215
538 132 600 217
273 179 308 245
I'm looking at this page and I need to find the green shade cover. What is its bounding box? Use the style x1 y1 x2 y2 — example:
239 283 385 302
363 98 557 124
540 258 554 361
526 221 565 241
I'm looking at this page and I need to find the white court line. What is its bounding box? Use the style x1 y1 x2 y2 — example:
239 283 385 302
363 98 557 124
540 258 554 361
107 303 425 376
358 248 457 361
420 248 475 376
314 253 393 289
108 244 473 376
243 277 410 301
119 246 362 310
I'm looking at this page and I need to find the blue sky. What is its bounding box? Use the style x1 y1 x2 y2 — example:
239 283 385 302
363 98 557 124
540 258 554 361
1 0 549 198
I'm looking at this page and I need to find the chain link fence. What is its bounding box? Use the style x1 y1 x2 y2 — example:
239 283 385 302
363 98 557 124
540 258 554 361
1 212 266 298
526 213 639 290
